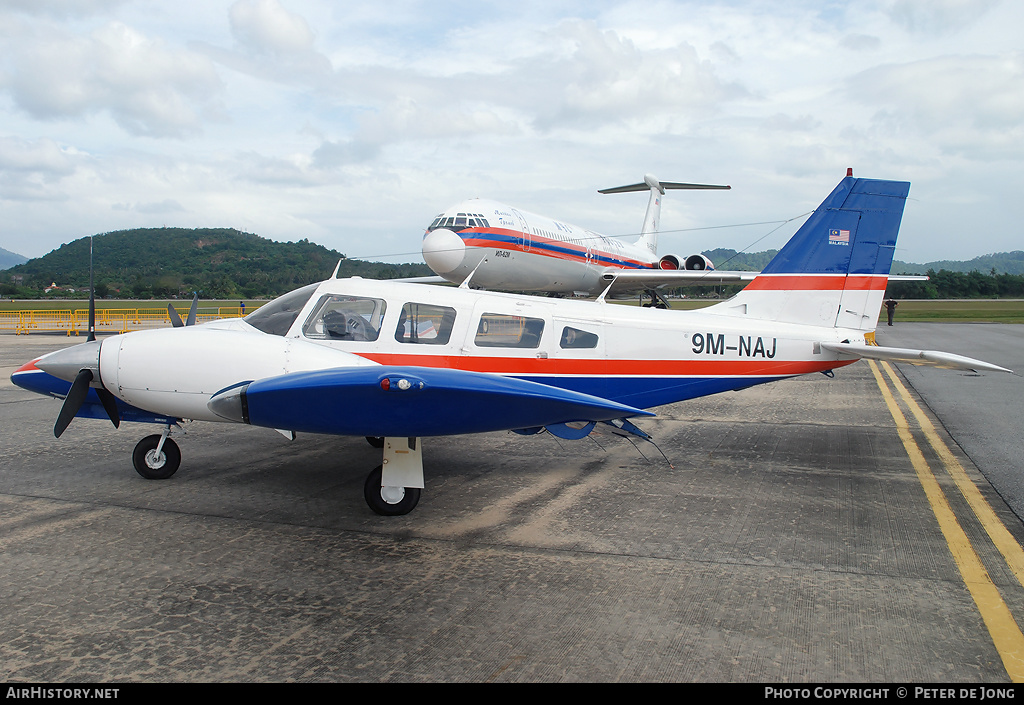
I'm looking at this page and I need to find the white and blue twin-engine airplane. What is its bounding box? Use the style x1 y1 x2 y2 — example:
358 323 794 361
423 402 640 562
12 173 1010 516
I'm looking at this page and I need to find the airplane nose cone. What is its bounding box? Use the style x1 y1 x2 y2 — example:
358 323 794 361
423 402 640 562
421 228 465 275
35 339 102 383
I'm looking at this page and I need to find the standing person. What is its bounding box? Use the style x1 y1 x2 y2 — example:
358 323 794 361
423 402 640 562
240 301 245 315
884 298 898 326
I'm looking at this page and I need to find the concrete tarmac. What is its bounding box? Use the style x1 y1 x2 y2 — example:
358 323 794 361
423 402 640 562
1 328 1023 682
877 323 1024 522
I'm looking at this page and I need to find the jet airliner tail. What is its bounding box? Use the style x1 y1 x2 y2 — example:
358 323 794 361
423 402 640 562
710 173 910 332
598 175 731 257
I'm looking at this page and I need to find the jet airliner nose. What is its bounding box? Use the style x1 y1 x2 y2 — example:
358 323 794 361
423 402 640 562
421 228 465 274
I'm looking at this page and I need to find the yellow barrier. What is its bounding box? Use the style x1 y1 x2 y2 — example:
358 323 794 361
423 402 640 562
0 306 254 335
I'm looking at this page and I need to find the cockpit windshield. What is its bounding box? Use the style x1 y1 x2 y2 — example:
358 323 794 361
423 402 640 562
427 212 490 233
244 282 319 336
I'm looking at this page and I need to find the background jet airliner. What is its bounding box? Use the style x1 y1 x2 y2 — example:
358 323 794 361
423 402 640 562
421 172 926 301
421 174 753 299
12 173 1007 518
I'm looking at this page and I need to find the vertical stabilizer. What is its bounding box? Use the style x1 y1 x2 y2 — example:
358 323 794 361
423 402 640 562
710 175 910 331
638 175 664 256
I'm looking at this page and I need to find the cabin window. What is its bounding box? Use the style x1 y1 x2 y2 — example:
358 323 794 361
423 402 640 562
396 303 456 345
559 326 598 349
475 313 545 349
302 295 386 342
245 282 319 337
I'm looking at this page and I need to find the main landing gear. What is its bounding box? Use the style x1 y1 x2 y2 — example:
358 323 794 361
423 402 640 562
130 429 425 516
363 437 424 516
640 289 671 309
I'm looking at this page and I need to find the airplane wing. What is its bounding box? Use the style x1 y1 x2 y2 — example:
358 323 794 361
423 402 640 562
391 275 450 284
599 269 757 294
820 342 1012 373
209 365 653 437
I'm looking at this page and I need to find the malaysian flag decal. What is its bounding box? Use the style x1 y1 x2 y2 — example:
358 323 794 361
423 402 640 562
828 228 850 245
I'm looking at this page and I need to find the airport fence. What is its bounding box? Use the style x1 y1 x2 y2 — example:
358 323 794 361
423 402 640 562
0 306 254 335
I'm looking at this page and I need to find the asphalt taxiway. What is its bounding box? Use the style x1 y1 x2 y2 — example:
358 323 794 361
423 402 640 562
1 325 1022 682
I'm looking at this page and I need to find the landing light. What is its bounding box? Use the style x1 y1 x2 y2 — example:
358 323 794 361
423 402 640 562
380 377 424 392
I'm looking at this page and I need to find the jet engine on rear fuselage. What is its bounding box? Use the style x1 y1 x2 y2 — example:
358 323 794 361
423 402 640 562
657 253 715 271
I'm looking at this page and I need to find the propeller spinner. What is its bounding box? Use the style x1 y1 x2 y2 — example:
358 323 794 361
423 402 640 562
36 339 120 437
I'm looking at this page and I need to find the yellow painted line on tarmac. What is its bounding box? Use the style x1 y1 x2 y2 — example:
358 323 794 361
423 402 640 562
868 360 1024 682
879 361 1024 589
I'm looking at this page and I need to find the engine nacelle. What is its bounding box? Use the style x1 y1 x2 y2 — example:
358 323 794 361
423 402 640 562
684 254 714 271
658 254 680 270
657 254 715 271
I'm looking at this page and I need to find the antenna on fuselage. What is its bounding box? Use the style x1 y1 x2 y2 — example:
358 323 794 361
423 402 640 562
459 257 489 289
598 174 731 255
595 275 616 304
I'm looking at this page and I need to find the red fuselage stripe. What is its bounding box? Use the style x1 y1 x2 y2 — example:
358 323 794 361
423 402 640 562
358 353 854 376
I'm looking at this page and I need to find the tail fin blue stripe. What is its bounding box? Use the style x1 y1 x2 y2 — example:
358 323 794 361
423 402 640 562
761 177 910 277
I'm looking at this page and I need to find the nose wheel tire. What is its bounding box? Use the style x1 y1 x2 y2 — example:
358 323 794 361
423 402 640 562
133 435 181 480
363 465 421 516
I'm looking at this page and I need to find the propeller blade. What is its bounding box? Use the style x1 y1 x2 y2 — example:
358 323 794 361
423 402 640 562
95 387 121 429
186 292 198 326
168 303 184 328
54 369 93 438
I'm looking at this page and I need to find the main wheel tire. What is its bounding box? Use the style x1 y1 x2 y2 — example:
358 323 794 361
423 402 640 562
365 436 385 448
363 465 421 516
132 435 181 480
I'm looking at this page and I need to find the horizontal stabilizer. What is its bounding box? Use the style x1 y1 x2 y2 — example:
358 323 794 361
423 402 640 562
209 366 652 437
599 181 730 194
821 343 1011 373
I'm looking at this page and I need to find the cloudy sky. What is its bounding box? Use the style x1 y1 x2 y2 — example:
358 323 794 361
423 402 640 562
0 0 1021 266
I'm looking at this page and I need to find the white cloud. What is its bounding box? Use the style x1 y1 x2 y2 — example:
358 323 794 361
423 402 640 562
846 53 1024 159
1 20 223 137
888 0 1001 34
1 0 129 19
0 0 1022 263
229 0 316 55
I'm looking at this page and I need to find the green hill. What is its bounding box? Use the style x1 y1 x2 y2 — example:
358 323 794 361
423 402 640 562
5 230 1023 300
702 248 778 271
0 246 28 270
891 251 1024 276
3 228 432 299
703 248 1024 276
